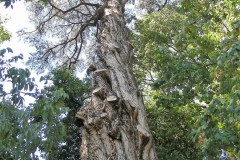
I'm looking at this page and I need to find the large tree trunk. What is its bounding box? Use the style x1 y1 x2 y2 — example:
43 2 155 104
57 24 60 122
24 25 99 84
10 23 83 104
76 0 158 159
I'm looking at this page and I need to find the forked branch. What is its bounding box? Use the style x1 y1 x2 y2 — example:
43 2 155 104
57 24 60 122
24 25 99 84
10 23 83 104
27 0 105 68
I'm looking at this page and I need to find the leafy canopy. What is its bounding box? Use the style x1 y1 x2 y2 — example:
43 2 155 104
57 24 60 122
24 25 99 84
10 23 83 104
133 0 240 159
0 48 89 159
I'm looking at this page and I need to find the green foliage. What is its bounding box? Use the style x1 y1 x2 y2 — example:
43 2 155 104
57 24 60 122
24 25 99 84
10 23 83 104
0 48 35 106
133 8 204 158
180 0 240 158
0 49 88 159
31 69 89 159
0 15 11 43
0 0 48 8
0 0 15 8
146 90 203 159
133 0 240 159
0 87 69 159
0 102 41 159
0 49 41 159
37 68 89 159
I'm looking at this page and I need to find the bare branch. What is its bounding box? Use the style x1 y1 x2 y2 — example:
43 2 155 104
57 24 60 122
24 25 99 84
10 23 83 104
23 1 106 70
48 1 100 14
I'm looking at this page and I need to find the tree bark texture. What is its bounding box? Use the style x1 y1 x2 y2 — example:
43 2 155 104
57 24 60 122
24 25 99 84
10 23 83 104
76 0 158 159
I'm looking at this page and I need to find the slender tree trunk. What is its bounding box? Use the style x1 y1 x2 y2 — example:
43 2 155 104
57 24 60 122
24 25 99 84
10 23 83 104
76 0 158 159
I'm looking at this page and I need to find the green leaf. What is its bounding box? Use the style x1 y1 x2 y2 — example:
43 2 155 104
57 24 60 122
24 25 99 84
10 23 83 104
24 84 28 91
0 49 6 56
18 82 24 90
39 76 45 82
29 83 34 91
6 47 13 53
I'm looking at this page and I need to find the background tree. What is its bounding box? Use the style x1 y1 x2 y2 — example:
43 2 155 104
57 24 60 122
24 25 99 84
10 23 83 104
1 1 90 159
133 0 240 159
132 6 205 159
38 69 89 159
0 54 88 159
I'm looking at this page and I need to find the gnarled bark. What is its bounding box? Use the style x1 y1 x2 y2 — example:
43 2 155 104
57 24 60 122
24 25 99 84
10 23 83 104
76 0 158 159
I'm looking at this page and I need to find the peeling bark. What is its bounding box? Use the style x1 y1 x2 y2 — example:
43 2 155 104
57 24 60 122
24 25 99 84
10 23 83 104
76 0 158 159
